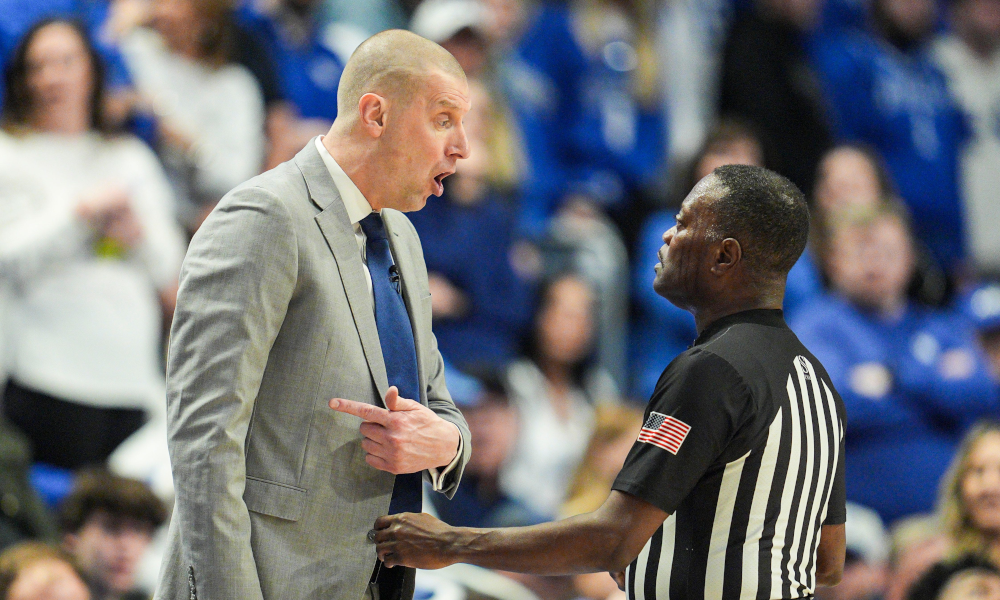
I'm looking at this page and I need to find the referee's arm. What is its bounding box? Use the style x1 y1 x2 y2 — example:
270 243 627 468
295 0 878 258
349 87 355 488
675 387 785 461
373 490 668 575
816 524 846 586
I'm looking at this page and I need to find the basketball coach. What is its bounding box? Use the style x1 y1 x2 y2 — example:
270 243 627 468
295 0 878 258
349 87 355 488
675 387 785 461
155 30 473 600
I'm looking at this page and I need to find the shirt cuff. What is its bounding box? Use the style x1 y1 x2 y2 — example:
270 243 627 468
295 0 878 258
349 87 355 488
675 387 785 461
427 429 463 492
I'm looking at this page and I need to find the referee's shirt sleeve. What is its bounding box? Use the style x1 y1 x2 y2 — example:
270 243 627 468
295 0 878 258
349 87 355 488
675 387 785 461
823 382 848 525
613 348 751 515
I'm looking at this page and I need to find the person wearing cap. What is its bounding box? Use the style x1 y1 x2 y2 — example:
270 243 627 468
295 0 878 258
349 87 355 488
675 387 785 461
157 30 472 600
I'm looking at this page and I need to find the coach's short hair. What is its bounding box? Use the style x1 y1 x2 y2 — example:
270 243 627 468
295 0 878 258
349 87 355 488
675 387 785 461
709 164 810 277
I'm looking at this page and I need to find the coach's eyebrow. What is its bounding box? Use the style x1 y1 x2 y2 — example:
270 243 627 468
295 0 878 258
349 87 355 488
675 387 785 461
435 98 461 110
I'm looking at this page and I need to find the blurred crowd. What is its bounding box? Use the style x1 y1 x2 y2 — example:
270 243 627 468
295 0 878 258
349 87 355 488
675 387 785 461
0 0 999 598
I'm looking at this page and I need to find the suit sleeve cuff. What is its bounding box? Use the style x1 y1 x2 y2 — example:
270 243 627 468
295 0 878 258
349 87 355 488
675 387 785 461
427 429 463 492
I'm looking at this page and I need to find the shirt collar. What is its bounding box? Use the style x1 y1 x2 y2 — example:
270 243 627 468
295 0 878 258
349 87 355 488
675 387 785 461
694 309 787 346
315 136 374 225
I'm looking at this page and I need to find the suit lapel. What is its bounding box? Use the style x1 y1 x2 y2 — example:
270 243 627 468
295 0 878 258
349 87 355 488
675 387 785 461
294 141 389 402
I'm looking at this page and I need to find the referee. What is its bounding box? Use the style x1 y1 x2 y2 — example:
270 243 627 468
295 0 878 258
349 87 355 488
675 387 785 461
374 165 847 599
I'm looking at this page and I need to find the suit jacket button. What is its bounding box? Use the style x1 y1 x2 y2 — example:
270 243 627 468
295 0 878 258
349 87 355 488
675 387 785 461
367 529 377 542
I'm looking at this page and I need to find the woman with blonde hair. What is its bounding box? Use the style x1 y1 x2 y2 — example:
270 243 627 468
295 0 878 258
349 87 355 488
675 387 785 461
939 420 1000 564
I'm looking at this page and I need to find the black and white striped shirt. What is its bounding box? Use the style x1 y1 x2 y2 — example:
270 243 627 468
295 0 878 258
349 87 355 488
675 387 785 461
613 309 846 600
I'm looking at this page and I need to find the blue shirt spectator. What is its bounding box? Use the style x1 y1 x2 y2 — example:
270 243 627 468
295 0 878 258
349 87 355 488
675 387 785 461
506 2 666 236
811 5 970 271
791 207 997 524
236 0 358 123
408 186 532 371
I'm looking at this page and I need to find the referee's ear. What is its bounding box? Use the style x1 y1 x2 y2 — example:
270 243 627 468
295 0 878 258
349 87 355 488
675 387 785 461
711 237 742 276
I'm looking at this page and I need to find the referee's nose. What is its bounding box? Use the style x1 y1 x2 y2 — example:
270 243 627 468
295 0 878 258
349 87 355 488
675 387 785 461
662 226 676 245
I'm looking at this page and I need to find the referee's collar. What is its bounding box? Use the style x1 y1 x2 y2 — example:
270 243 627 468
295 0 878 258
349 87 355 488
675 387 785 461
694 308 786 346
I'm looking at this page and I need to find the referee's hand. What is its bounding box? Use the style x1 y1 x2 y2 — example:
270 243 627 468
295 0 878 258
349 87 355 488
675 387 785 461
374 512 457 570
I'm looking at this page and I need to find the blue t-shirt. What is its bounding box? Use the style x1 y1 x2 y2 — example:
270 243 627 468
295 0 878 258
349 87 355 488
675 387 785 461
791 294 999 523
236 7 344 121
811 29 970 270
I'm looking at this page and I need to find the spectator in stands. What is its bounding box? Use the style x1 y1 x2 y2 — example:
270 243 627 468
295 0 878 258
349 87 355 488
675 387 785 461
962 283 1000 377
933 0 1000 276
939 422 1000 567
0 1 133 110
59 470 165 600
814 145 894 217
429 370 545 529
502 273 618 519
811 0 969 273
407 79 532 370
791 203 999 524
814 143 949 306
237 0 367 169
508 0 665 235
0 19 186 470
0 542 90 600
632 119 823 398
561 403 643 600
907 555 1000 600
719 0 832 196
116 0 265 232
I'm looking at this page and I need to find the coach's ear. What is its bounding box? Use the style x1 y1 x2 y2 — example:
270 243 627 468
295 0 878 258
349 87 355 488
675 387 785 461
711 238 742 276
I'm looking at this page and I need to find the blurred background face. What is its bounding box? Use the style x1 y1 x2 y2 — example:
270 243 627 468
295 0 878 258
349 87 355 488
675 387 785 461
25 23 93 128
65 512 152 595
463 393 519 476
153 0 202 57
874 0 937 44
962 433 1000 536
537 277 596 368
939 570 1000 600
7 559 90 600
815 148 882 215
761 0 824 30
953 0 1000 51
694 137 764 181
827 216 914 312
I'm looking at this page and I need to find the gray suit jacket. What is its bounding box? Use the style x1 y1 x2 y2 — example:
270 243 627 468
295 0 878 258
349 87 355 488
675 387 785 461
154 142 472 600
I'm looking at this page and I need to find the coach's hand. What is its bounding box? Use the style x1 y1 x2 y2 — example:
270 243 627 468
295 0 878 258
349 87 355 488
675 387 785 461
329 386 460 474
374 512 458 569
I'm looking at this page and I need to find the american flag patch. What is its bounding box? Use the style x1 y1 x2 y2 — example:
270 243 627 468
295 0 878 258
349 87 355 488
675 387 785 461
637 412 691 455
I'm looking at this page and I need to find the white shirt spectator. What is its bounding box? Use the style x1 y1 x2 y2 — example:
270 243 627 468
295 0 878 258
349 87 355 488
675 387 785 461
501 359 618 517
0 130 186 410
120 27 265 227
933 35 1000 272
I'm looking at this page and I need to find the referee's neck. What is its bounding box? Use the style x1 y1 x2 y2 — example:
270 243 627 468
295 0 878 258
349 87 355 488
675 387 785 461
692 294 784 335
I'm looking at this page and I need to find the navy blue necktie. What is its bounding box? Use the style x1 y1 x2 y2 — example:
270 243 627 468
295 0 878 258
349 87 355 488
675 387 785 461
359 213 422 516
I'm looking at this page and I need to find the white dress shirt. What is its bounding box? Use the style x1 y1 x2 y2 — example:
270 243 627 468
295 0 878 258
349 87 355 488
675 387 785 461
314 138 461 487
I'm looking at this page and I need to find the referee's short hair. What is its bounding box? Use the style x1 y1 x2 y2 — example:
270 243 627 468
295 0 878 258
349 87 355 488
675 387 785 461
709 164 810 278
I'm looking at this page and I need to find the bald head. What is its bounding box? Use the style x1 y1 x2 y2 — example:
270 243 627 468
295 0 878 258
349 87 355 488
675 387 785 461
336 29 466 125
